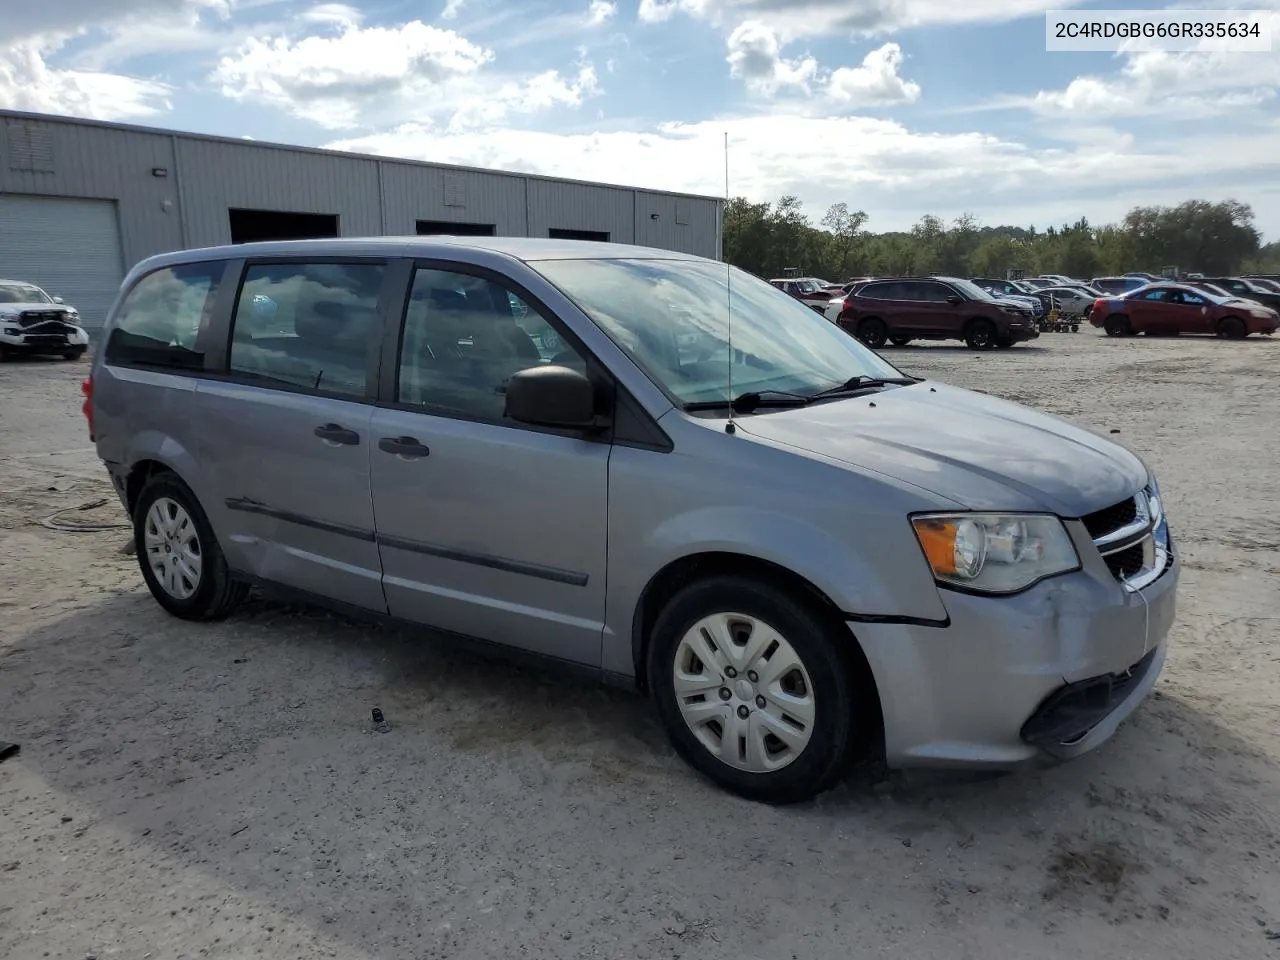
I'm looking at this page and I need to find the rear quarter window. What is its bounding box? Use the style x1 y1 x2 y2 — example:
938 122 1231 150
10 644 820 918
104 262 224 369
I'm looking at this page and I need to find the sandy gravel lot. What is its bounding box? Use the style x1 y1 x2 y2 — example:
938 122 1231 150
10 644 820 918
1 332 1278 960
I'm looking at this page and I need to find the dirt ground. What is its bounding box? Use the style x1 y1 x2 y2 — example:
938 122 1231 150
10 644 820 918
1 331 1278 960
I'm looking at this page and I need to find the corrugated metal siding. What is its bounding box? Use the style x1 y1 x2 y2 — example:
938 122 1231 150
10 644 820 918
0 118 183 270
174 138 382 248
634 190 720 256
379 161 528 235
0 111 723 267
0 194 124 327
527 180 635 242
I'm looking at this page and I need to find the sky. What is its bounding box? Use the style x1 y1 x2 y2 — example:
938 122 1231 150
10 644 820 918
2 0 1278 239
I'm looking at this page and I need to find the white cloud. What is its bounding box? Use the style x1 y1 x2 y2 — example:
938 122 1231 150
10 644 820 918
639 0 1087 39
3 0 229 45
726 21 818 95
1031 41 1280 118
300 3 363 27
0 39 170 119
210 19 603 132
587 0 618 26
441 0 466 20
211 21 494 129
323 113 1280 235
826 42 920 106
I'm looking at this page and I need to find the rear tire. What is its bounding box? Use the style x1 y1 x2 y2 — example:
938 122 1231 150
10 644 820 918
1218 316 1247 339
647 576 867 804
964 318 996 350
856 317 888 349
133 472 248 621
63 346 86 361
1104 314 1130 337
889 335 912 347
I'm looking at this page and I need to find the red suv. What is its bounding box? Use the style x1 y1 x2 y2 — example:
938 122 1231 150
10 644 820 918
835 277 1040 349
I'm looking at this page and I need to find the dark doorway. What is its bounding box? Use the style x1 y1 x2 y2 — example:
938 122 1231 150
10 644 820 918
417 220 496 236
548 228 609 242
228 208 339 244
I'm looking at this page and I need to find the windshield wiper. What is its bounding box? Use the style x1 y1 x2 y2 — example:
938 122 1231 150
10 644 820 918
806 374 921 401
684 390 812 413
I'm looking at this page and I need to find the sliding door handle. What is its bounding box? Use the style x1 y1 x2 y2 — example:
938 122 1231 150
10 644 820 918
314 423 360 445
378 436 430 459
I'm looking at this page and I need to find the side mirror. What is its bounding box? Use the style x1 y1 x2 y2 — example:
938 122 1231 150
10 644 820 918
946 295 962 306
52 297 64 304
505 365 602 431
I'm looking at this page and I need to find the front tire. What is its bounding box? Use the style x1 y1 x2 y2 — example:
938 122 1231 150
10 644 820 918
133 472 248 621
648 576 865 804
1104 314 1130 337
965 318 996 350
889 335 912 347
63 346 86 361
1218 316 1247 339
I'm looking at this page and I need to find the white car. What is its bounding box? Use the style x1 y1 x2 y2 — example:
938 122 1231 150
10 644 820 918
0 279 90 361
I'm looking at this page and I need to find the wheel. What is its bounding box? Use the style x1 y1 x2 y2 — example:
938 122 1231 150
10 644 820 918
964 318 996 350
1104 314 1130 337
1218 316 1247 339
62 346 86 361
855 317 888 349
1071 324 1079 333
647 575 867 804
133 471 248 621
888 335 912 347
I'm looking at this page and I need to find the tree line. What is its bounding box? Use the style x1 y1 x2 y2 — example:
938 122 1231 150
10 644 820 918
723 196 1280 282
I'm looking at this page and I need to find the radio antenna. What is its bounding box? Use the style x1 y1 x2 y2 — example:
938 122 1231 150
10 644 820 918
724 131 736 435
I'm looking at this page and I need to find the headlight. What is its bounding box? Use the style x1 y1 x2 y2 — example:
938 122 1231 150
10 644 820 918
911 513 1080 594
0 311 19 321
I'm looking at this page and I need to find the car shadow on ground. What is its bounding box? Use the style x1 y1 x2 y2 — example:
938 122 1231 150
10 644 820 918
3 590 1278 956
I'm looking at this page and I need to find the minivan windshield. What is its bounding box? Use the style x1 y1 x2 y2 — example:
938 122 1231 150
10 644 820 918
534 257 906 407
0 283 51 304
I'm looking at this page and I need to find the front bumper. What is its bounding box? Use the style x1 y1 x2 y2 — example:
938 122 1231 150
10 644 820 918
1003 322 1040 342
853 533 1179 769
0 322 89 349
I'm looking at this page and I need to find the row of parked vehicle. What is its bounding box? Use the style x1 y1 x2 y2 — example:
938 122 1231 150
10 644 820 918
773 271 1280 349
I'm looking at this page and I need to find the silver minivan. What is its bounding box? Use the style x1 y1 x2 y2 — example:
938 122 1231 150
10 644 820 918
85 237 1179 803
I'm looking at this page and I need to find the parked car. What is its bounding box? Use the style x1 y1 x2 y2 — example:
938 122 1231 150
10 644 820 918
1018 277 1056 290
769 277 830 314
835 276 1039 349
84 237 1176 804
1247 277 1280 294
1088 282 1280 338
1035 285 1097 317
1091 276 1148 296
967 278 1045 317
1035 274 1075 286
1188 277 1280 313
0 279 91 360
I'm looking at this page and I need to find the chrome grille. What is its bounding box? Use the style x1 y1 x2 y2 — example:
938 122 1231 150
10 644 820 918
1086 488 1170 592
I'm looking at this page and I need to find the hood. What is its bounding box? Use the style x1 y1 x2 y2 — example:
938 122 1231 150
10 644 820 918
734 382 1148 517
0 301 73 314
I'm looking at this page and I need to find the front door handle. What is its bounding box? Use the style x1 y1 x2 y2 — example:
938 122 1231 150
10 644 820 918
378 436 430 459
314 423 360 445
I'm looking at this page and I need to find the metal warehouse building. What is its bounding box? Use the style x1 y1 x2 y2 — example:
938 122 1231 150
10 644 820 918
0 110 723 330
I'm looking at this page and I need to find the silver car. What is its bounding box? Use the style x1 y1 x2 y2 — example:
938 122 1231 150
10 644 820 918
85 238 1179 804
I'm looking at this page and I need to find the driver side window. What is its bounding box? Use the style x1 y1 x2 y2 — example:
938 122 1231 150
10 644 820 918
396 268 587 422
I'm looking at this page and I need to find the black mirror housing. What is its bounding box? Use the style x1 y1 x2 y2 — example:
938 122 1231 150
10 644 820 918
505 365 600 430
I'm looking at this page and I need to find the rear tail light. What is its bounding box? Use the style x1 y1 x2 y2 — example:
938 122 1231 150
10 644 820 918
81 375 94 441
1092 298 1105 313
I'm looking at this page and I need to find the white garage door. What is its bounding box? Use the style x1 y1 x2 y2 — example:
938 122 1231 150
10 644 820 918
0 195 125 330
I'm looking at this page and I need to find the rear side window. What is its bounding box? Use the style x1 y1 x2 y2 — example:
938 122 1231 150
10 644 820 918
227 261 384 398
859 281 898 300
104 262 222 369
